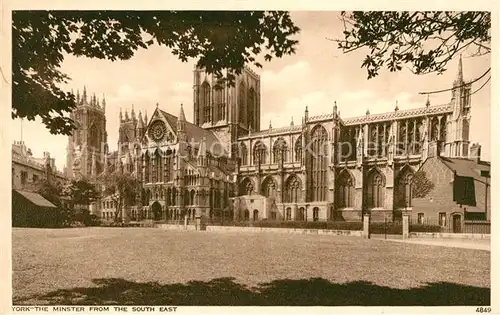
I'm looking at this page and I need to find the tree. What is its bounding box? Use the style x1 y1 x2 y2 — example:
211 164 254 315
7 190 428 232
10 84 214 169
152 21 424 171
102 172 140 222
412 171 435 198
28 178 72 226
29 178 63 207
335 11 491 92
12 11 300 135
68 179 99 206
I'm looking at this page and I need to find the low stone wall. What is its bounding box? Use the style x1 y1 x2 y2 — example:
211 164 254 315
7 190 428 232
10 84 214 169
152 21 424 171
207 226 363 237
156 223 362 237
410 232 490 240
156 223 195 231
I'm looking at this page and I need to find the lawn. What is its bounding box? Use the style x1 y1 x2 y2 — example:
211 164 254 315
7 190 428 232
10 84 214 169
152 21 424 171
12 227 490 306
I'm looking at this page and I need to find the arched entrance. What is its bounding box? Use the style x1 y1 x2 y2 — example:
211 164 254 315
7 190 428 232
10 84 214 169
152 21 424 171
452 214 462 233
253 209 259 221
151 202 162 221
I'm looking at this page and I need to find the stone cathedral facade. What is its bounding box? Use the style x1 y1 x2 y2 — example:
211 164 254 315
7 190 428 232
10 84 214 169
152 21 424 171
68 58 476 223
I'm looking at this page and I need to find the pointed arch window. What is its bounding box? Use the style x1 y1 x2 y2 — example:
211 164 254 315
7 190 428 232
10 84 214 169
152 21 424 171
202 82 211 123
337 171 354 208
366 170 385 209
239 143 248 166
155 150 162 182
273 138 288 164
239 82 246 125
253 141 267 165
396 169 413 208
295 136 302 162
284 175 301 203
239 177 254 196
214 84 224 121
309 125 328 201
261 177 277 198
248 87 255 130
143 153 150 183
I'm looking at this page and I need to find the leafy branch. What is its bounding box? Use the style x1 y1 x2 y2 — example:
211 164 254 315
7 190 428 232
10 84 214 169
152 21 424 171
333 11 491 82
12 11 300 135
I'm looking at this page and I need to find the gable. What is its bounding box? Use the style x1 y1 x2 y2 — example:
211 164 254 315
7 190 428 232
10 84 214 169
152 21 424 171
144 108 177 145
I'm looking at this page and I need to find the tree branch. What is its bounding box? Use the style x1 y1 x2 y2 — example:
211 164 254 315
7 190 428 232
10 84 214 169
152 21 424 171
470 75 491 96
419 67 491 95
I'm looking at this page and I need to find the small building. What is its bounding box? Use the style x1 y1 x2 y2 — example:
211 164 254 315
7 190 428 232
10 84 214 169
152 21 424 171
412 142 490 232
12 141 67 191
12 189 59 227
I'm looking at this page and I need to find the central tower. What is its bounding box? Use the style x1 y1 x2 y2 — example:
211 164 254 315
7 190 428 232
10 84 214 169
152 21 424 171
66 86 107 180
193 66 261 158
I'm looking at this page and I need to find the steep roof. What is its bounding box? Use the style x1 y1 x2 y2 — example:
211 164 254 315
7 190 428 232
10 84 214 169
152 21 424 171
159 109 222 154
14 190 57 208
439 157 491 184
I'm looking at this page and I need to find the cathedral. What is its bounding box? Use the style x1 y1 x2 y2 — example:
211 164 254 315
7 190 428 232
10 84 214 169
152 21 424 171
66 57 479 223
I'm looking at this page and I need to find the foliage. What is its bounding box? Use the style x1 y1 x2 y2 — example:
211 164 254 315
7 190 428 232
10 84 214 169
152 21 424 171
412 170 435 198
336 11 491 79
67 179 99 206
369 222 403 235
12 11 300 135
28 178 63 207
409 223 443 233
26 179 74 226
102 172 140 222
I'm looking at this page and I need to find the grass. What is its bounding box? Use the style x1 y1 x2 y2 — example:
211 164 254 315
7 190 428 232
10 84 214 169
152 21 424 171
12 227 490 306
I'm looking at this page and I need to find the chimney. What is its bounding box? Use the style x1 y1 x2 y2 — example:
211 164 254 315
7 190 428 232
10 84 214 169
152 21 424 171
469 143 481 163
428 140 441 158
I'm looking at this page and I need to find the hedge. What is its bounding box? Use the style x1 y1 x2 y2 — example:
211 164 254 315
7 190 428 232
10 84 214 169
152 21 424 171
409 224 442 233
369 222 403 235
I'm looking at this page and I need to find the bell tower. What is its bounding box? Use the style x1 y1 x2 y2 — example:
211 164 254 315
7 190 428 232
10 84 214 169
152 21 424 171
193 66 261 158
66 86 108 180
445 56 472 158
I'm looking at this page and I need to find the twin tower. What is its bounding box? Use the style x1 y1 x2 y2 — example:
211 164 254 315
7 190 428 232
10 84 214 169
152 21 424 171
65 66 262 179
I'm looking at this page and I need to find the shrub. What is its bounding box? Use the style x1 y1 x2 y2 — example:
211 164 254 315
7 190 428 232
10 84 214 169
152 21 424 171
409 224 442 233
369 222 403 235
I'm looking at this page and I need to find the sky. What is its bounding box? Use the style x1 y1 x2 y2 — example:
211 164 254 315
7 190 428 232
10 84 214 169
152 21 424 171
11 11 492 172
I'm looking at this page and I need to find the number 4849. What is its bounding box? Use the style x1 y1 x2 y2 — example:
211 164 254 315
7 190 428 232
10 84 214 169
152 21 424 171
476 307 491 313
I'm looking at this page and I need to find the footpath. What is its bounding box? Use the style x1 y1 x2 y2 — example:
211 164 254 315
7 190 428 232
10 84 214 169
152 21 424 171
375 237 491 251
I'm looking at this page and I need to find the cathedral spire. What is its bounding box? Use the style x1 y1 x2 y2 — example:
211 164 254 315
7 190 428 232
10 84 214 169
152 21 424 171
137 111 144 129
83 85 87 104
144 110 148 125
290 116 294 126
92 93 97 106
131 105 136 121
455 54 464 86
426 95 430 107
197 137 207 167
125 109 129 121
177 104 186 134
119 108 123 122
102 94 106 112
178 103 186 121
76 89 80 104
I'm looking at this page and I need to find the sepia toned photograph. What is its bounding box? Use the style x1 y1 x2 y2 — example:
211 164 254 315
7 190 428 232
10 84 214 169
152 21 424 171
9 9 492 308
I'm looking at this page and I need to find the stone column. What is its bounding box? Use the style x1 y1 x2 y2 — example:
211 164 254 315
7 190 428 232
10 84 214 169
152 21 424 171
402 214 409 239
363 215 370 239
